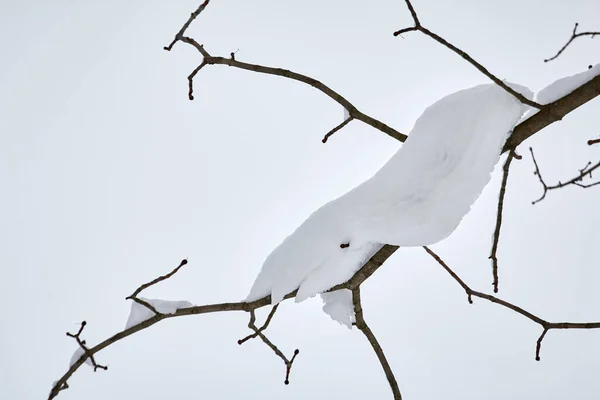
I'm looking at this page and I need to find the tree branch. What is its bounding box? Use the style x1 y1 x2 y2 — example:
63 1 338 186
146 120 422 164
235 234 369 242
529 147 600 204
489 151 518 293
545 23 599 62
322 116 354 143
163 0 211 51
352 288 402 400
393 0 543 109
48 243 399 400
423 246 600 361
239 306 300 385
503 74 600 152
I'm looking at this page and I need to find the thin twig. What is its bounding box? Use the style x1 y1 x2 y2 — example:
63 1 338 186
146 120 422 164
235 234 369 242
352 288 402 400
238 304 279 345
545 23 599 62
241 308 300 385
588 138 600 146
423 246 600 361
188 62 207 100
66 321 108 372
322 116 354 143
489 151 517 293
163 0 211 51
393 0 543 109
530 147 600 204
127 259 188 299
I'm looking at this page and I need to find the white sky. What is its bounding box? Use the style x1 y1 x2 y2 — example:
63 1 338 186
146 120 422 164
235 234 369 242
1 0 599 399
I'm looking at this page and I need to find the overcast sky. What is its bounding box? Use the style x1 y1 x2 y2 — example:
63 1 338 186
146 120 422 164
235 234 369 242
1 0 599 399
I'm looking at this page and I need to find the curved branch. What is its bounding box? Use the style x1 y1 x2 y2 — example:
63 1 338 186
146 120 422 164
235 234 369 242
545 23 599 62
529 147 600 204
352 287 402 400
489 151 518 293
48 244 400 400
423 246 600 360
393 0 543 109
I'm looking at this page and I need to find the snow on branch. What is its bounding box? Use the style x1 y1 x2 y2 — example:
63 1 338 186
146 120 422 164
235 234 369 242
545 23 599 63
529 147 600 204
393 0 543 109
423 246 600 361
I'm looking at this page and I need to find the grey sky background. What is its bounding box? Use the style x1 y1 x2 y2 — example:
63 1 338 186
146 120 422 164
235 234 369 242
1 0 599 399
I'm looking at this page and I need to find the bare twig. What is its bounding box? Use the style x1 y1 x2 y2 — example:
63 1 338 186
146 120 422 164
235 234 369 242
163 0 211 51
423 246 600 360
352 288 402 400
322 116 354 143
393 0 543 109
127 259 188 299
240 308 300 385
535 328 549 361
489 151 517 293
238 304 279 345
188 62 207 100
530 147 600 204
588 138 600 146
545 23 599 62
66 321 108 372
164 3 408 143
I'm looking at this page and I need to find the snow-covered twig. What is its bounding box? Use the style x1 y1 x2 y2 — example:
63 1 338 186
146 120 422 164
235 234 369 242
529 147 600 204
393 0 543 110
352 288 402 400
423 246 600 361
544 23 599 63
489 150 519 293
239 307 300 385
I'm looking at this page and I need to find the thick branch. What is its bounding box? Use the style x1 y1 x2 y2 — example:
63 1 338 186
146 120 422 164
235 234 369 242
545 23 599 62
393 0 543 109
423 246 600 360
352 288 402 400
504 74 600 152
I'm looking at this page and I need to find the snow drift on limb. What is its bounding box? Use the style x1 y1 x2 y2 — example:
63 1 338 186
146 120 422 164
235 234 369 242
537 63 599 104
247 82 532 324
